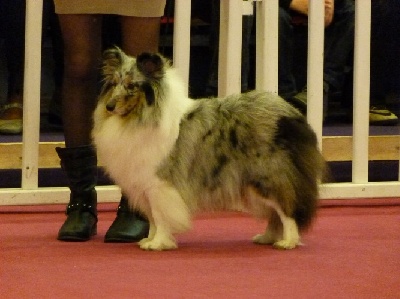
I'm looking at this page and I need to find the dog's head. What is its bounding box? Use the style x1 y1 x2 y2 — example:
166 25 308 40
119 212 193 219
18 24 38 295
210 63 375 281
99 48 168 117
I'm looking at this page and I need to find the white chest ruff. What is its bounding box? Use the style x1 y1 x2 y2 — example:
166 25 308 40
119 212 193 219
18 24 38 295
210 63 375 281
93 113 179 193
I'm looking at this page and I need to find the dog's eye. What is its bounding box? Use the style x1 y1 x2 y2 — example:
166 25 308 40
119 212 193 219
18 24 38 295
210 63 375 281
126 83 137 96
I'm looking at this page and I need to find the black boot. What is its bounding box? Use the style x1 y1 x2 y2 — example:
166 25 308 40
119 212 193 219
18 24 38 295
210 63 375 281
104 196 149 243
56 145 98 241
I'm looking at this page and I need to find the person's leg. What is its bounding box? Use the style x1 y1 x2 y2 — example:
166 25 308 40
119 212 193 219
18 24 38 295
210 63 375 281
205 0 220 96
4 0 25 102
370 1 387 105
278 8 307 113
58 14 102 147
368 0 398 125
120 16 161 56
241 14 254 93
0 0 25 134
278 8 297 100
323 0 355 93
56 14 102 241
386 0 400 102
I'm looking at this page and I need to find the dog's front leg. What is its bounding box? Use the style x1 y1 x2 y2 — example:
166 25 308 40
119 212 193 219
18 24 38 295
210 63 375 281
139 224 177 251
137 215 158 246
138 182 191 251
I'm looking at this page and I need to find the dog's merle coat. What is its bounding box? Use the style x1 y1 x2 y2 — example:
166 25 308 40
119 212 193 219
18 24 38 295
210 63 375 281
92 48 326 250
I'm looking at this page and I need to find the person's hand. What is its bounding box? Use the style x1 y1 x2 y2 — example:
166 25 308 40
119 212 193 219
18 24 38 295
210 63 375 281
289 0 335 27
324 0 334 27
289 0 309 15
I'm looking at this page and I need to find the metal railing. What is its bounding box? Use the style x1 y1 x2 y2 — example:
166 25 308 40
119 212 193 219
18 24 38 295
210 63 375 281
0 0 399 206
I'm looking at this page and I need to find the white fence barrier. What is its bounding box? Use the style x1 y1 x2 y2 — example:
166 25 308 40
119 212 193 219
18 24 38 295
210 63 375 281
0 0 399 206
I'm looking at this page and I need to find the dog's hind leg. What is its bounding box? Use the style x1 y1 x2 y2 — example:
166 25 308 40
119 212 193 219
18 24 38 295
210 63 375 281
139 182 191 251
252 212 282 245
272 218 300 250
248 188 300 249
253 205 300 249
267 199 300 249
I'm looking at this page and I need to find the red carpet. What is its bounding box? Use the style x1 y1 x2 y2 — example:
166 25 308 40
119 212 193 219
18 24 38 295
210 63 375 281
1 199 399 298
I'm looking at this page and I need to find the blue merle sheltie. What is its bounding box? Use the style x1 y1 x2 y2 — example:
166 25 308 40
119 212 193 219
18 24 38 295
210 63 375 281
92 48 326 251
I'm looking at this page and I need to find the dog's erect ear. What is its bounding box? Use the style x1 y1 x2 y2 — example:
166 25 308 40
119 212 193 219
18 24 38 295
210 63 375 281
102 48 124 77
136 52 166 80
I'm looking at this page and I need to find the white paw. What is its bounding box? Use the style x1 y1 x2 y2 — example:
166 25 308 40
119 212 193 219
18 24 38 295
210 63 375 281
139 237 178 251
252 233 276 245
138 237 151 247
272 239 298 250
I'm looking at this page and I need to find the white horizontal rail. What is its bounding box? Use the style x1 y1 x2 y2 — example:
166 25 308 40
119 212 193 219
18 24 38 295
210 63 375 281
0 0 399 207
320 182 400 199
1 182 400 206
0 186 121 206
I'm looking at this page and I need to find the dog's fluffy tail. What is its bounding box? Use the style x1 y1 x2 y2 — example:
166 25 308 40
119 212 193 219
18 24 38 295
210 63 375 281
273 116 326 230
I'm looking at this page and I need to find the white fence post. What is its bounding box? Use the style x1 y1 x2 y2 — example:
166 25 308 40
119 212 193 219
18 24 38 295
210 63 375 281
255 0 278 93
218 0 242 97
173 0 191 96
21 0 43 190
307 1 325 149
352 0 371 183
